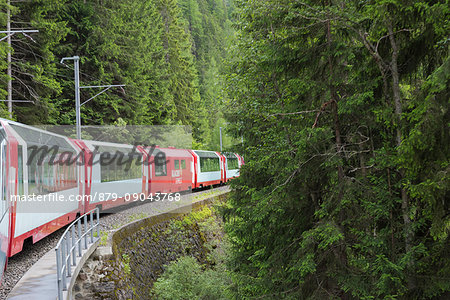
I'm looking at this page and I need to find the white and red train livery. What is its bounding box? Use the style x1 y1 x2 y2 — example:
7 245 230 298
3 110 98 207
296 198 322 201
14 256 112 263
0 119 243 281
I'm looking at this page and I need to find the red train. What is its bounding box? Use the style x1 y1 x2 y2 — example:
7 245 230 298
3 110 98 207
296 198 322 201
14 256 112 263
0 119 243 280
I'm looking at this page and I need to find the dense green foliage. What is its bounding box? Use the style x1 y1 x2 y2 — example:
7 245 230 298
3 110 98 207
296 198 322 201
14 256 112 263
224 0 449 299
153 204 233 299
0 1 9 117
153 256 231 300
1 0 235 148
178 0 236 148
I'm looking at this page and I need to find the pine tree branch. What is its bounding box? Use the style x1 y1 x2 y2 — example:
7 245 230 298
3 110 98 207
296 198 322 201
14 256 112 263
268 110 319 117
312 99 334 128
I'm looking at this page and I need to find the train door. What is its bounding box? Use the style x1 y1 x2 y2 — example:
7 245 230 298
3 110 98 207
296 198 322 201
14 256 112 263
82 148 92 214
222 155 226 183
137 146 150 197
0 129 9 280
69 139 90 214
188 150 198 189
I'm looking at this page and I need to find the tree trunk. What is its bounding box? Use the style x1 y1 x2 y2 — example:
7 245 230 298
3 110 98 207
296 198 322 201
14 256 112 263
326 13 344 182
387 19 415 289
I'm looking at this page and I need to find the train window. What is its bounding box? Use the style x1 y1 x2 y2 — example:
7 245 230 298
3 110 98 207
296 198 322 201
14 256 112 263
95 145 142 182
200 157 220 172
27 147 78 195
181 160 186 169
10 124 78 195
10 123 74 149
174 160 180 170
155 152 167 176
100 151 142 182
224 153 239 170
194 151 221 172
228 157 239 170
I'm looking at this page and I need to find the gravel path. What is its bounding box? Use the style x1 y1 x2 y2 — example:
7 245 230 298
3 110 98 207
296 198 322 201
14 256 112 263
0 186 229 299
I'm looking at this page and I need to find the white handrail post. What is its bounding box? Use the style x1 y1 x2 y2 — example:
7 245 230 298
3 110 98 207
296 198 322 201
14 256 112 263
96 208 100 238
83 214 88 249
56 248 62 300
77 219 82 256
61 241 66 290
65 236 71 278
90 211 94 243
71 225 76 265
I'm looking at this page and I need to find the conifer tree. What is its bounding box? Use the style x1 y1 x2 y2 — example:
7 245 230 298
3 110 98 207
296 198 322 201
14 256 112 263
224 0 449 298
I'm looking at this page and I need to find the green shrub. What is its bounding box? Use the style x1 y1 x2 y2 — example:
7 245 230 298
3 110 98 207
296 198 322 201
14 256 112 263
153 256 231 300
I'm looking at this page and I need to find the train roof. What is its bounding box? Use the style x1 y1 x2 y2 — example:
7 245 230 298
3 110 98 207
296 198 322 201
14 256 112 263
0 120 197 159
148 146 192 158
0 119 77 150
222 152 238 159
193 150 220 158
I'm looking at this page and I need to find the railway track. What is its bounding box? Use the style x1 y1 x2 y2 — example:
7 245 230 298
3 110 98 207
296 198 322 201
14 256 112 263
0 186 229 299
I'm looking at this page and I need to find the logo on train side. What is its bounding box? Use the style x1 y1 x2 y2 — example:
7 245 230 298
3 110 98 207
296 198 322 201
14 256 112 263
172 170 181 177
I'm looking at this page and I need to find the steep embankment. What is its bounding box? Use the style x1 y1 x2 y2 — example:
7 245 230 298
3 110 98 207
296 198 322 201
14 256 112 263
74 193 227 299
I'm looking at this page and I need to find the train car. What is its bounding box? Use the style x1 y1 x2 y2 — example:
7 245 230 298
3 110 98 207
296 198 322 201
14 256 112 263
189 150 225 189
236 153 244 166
75 140 148 212
223 152 242 182
220 152 226 183
71 142 195 211
0 119 84 280
0 121 12 281
141 146 194 194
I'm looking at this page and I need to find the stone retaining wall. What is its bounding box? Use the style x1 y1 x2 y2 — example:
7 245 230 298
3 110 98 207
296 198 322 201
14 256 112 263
73 193 227 299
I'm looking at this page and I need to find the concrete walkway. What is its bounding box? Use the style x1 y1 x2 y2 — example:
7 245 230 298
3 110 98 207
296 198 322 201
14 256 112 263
7 250 57 300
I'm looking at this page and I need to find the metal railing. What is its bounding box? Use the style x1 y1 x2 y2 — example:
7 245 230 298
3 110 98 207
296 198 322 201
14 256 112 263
55 208 100 300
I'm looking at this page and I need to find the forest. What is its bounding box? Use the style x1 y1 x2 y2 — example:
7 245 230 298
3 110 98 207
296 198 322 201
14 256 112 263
1 0 449 299
0 0 235 150
222 0 449 298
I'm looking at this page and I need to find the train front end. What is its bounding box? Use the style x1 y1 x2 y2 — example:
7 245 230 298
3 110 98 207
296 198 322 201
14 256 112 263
0 120 16 282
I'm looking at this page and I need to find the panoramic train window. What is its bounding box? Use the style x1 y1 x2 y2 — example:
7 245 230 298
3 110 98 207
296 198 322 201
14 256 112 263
200 157 220 172
155 152 167 176
98 146 143 182
194 151 220 173
10 124 78 195
225 153 239 170
174 160 180 170
181 159 186 169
